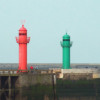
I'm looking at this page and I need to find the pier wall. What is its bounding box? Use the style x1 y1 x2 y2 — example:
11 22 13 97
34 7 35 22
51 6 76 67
18 74 53 88
1 69 100 100
1 68 100 89
15 69 100 88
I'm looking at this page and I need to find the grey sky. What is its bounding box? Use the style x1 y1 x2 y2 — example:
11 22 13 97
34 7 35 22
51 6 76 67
0 0 100 63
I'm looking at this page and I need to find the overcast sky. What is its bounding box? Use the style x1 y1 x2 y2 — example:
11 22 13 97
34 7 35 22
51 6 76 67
0 0 100 63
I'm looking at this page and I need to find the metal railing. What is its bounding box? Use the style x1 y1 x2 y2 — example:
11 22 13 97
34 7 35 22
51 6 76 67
0 69 61 75
0 70 17 75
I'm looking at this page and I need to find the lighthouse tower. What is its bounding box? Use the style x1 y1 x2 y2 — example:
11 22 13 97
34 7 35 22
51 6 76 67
60 33 72 69
16 25 30 71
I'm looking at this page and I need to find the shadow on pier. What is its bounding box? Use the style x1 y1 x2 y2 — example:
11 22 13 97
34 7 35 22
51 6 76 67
0 76 19 100
0 76 18 89
1 80 100 100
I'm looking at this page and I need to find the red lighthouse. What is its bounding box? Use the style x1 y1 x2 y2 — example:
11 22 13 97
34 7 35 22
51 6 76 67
16 25 30 72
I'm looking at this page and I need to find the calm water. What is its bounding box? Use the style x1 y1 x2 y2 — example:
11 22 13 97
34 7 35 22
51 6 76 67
1 79 100 100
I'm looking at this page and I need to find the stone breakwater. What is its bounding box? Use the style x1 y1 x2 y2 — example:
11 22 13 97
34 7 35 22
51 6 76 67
0 63 100 70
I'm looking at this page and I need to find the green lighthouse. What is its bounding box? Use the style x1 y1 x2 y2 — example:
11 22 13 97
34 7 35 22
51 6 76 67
61 33 72 69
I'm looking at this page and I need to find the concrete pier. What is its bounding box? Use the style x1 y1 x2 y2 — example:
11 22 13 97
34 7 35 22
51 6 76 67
0 68 100 89
0 69 100 100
